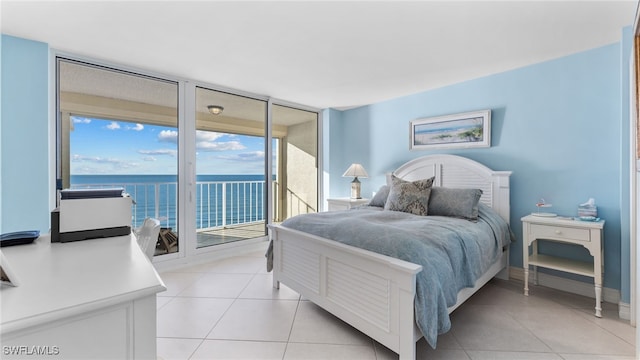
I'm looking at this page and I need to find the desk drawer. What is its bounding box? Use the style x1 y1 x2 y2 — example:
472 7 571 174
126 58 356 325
530 224 590 242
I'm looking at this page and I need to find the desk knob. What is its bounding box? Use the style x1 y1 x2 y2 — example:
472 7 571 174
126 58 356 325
555 230 562 235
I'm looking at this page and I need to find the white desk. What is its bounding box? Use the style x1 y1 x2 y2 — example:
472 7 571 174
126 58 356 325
1 234 166 359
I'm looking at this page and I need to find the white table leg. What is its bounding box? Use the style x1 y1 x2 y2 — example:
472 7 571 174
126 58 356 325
595 284 602 317
524 267 529 296
532 240 538 285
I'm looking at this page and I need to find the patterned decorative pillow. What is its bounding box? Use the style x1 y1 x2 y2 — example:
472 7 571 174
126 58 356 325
384 175 435 216
369 185 390 207
428 187 483 221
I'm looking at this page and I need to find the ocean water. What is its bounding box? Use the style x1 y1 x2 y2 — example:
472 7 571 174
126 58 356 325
71 174 268 230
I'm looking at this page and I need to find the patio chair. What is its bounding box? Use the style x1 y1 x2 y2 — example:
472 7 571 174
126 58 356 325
158 227 178 254
135 218 161 260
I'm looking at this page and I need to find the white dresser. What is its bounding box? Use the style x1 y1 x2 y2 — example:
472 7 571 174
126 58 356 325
1 234 166 359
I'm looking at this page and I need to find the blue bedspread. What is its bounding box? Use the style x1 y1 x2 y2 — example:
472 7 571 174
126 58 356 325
279 203 512 348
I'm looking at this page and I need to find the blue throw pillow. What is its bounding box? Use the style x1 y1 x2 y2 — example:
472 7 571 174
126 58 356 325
369 185 390 207
428 187 483 221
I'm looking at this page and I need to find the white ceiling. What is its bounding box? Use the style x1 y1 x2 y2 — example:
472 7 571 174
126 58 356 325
1 1 637 110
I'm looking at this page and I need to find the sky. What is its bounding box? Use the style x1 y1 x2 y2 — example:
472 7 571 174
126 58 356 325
70 116 272 175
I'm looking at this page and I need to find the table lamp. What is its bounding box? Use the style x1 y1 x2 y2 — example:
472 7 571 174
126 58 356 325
342 163 368 199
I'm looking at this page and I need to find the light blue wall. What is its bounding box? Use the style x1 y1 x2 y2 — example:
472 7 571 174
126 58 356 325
1 35 50 233
330 39 630 299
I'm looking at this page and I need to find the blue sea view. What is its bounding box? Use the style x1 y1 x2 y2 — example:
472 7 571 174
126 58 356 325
71 174 269 230
414 124 475 135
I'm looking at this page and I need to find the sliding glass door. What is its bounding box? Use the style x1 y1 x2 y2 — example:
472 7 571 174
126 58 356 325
193 87 268 249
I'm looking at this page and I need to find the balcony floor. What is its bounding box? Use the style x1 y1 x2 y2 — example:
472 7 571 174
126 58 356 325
153 222 268 256
197 222 267 248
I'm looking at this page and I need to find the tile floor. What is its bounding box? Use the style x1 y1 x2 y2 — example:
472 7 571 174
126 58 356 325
156 249 636 360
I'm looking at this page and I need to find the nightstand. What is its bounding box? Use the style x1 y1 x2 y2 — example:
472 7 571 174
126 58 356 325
326 198 369 211
521 214 605 317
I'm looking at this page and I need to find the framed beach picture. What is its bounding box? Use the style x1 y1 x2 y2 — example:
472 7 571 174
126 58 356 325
410 110 491 150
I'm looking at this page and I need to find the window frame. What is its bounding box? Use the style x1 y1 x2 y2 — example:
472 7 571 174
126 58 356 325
51 50 322 265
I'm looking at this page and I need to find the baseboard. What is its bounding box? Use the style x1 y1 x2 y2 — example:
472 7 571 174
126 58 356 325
619 301 631 321
509 266 620 304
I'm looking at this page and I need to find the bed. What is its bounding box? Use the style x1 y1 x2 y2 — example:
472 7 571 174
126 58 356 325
268 154 512 359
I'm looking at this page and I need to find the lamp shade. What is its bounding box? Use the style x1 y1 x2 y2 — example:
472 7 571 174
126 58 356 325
342 163 368 178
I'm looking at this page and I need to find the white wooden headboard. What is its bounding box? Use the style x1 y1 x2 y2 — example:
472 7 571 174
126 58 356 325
391 154 512 223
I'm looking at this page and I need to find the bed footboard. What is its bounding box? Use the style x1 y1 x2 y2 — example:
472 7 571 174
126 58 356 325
270 224 422 359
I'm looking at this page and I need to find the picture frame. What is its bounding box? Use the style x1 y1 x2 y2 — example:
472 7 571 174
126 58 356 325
410 109 491 150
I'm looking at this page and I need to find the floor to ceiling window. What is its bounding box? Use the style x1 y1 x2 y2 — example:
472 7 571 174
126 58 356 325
57 58 180 256
56 56 319 262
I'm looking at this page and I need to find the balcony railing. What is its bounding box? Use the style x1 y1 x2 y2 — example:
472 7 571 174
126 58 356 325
70 179 314 232
195 181 266 230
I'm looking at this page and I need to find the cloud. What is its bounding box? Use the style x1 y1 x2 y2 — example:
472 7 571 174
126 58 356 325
158 130 178 144
127 123 144 131
218 151 265 162
71 154 139 170
157 130 247 152
196 140 246 152
72 117 91 124
194 131 246 152
142 156 156 162
106 121 121 130
196 131 224 142
72 154 119 164
138 149 177 157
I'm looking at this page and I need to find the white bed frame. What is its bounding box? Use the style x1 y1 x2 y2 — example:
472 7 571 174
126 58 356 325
269 154 511 359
